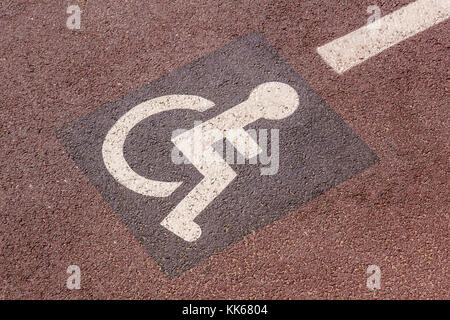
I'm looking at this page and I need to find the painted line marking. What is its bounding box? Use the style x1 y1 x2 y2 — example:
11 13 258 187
317 0 450 74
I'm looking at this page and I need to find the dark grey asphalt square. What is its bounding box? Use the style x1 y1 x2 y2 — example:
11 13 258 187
57 32 378 276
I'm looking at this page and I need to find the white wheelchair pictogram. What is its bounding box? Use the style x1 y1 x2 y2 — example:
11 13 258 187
102 82 299 242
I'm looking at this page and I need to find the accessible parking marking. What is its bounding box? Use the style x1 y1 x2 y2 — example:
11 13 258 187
57 33 378 276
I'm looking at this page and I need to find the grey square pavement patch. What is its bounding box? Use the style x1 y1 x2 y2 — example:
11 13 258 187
57 32 378 277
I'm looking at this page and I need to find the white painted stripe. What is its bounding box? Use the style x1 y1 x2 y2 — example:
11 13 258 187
317 0 450 74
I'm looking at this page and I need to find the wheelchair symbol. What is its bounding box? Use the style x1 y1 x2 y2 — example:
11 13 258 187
102 82 299 242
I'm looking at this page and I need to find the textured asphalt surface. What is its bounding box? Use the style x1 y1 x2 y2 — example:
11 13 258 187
1 0 449 299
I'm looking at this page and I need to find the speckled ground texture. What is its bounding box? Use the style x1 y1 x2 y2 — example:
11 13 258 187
1 0 448 299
